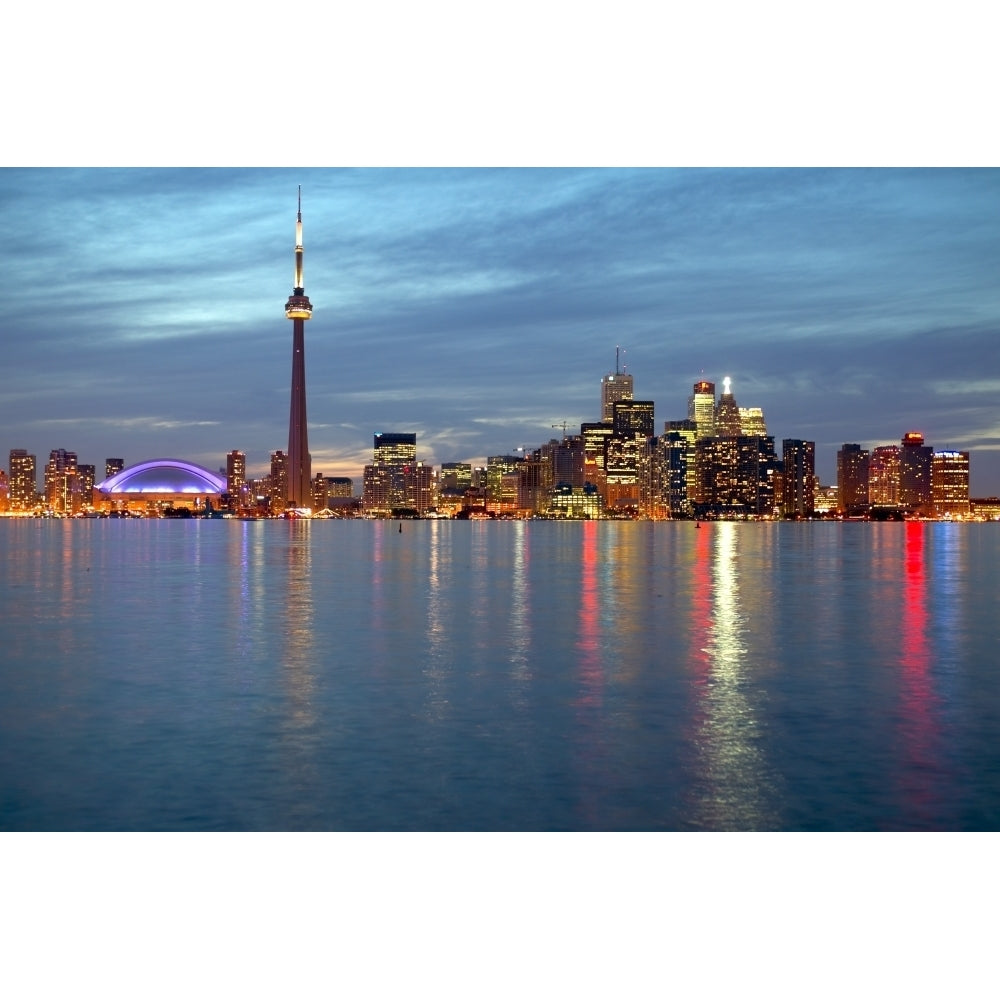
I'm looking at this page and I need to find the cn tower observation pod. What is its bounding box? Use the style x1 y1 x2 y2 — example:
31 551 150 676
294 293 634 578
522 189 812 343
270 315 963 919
96 459 226 495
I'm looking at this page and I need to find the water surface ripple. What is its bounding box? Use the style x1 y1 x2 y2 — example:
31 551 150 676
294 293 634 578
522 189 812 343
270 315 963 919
2 519 999 830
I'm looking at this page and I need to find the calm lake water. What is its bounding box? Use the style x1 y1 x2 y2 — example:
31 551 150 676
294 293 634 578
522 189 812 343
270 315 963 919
2 518 999 830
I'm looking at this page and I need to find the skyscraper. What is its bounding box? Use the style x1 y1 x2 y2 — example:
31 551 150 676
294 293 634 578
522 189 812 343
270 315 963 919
688 381 716 440
714 376 742 438
363 433 418 515
868 445 900 507
782 439 816 517
837 444 870 516
45 449 78 513
740 407 767 437
600 347 633 422
285 188 313 509
227 450 246 502
9 449 36 510
899 432 933 514
270 450 289 508
932 451 970 517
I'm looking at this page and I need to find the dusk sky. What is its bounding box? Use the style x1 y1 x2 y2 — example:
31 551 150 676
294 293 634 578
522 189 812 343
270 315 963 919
3 167 999 493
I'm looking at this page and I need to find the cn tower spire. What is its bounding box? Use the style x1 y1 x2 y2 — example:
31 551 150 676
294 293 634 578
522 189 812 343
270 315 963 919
285 187 312 508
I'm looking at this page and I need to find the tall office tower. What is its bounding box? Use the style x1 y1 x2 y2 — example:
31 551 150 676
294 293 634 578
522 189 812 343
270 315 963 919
407 462 435 515
105 458 124 479
782 439 816 517
693 435 776 515
77 465 95 511
311 473 327 510
9 449 37 510
363 433 418 515
285 187 313 508
688 380 716 439
664 419 697 516
932 451 970 517
899 432 933 514
694 437 737 510
714 376 743 438
837 444 870 516
269 450 289 508
325 477 354 498
605 400 655 510
581 421 614 490
740 406 767 437
552 435 585 488
600 347 633 422
518 449 555 514
373 432 417 466
734 436 778 516
486 454 525 503
868 445 900 506
440 463 473 491
44 449 78 513
226 450 246 499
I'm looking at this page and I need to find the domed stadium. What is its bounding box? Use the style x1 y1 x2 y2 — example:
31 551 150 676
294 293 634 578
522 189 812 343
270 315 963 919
96 459 226 512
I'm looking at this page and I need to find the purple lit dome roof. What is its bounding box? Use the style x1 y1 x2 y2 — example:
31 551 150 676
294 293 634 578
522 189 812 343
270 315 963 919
96 459 226 494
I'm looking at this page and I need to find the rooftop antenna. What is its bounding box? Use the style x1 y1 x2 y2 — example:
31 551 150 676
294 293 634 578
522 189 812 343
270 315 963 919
616 345 621 375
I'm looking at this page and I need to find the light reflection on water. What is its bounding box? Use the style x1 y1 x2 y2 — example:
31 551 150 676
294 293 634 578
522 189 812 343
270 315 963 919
3 519 1000 830
684 522 782 831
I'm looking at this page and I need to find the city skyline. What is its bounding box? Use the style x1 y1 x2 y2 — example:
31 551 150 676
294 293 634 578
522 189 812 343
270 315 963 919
2 169 999 493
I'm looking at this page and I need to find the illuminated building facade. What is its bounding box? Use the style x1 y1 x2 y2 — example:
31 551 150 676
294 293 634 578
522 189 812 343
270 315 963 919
601 348 633 422
226 450 246 502
285 188 313 508
868 445 900 507
9 449 36 510
548 483 603 519
45 449 79 514
105 458 124 479
782 439 815 517
605 400 654 511
932 451 970 517
518 450 555 514
688 381 716 440
837 444 870 516
269 450 289 508
325 477 354 498
693 436 777 516
77 465 95 509
440 463 473 491
552 435 585 489
660 420 697 517
714 376 742 438
581 421 614 496
900 432 933 514
740 406 767 437
363 433 419 515
486 454 524 504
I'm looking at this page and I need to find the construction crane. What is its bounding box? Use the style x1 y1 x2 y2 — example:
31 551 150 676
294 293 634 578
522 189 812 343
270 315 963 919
551 422 571 440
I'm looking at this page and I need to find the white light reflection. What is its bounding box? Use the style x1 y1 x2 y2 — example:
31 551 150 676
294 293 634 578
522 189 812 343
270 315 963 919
508 522 532 691
281 520 316 733
423 520 451 723
688 522 780 829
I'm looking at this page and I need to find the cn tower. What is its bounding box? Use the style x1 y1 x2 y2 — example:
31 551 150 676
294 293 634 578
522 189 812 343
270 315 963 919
285 186 312 508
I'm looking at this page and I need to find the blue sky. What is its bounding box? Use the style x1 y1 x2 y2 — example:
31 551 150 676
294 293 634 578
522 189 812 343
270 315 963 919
2 167 999 492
